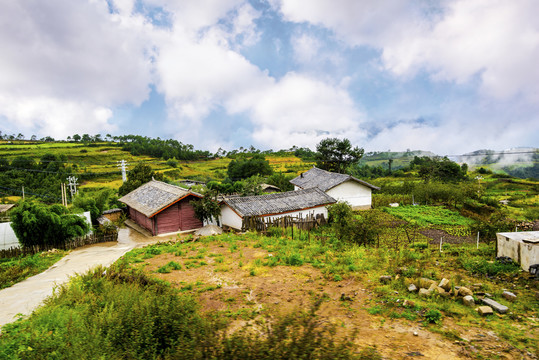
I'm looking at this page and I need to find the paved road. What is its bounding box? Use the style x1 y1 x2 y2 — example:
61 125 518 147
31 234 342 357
0 227 156 329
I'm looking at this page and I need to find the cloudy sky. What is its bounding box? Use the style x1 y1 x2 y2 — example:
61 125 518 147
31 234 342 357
1 0 538 154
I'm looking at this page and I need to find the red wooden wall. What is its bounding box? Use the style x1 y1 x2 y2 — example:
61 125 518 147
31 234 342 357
129 196 202 236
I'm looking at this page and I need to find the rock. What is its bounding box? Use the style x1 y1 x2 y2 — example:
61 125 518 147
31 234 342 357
403 299 415 308
502 291 516 302
419 288 431 297
482 298 508 314
458 286 473 297
194 225 223 236
462 295 475 307
408 283 418 292
438 278 451 291
419 278 436 289
434 287 447 296
340 293 352 301
428 283 437 292
477 306 493 316
380 275 392 284
413 331 418 336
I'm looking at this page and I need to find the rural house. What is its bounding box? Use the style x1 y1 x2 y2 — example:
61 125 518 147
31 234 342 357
220 188 336 230
118 180 203 236
290 167 380 210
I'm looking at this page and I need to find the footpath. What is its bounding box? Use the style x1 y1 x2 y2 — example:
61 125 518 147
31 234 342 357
0 227 155 329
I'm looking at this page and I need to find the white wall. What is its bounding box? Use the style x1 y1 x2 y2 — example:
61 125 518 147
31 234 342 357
497 231 539 272
220 205 243 230
220 204 329 230
0 222 19 250
326 181 372 209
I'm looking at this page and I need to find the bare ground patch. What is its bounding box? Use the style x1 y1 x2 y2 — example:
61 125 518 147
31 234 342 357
136 240 536 360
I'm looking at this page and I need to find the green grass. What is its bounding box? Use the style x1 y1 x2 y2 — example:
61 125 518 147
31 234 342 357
0 251 66 290
0 265 364 359
383 205 475 226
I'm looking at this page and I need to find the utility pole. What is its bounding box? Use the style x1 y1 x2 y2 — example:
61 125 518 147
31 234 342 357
67 176 78 199
117 160 129 182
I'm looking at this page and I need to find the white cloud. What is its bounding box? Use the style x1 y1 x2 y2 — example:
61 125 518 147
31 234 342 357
245 73 365 149
0 0 154 138
0 95 116 139
291 33 321 63
276 0 539 102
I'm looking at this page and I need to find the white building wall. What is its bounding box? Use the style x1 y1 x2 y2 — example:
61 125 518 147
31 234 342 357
497 231 539 272
220 205 243 230
326 181 372 209
220 204 329 230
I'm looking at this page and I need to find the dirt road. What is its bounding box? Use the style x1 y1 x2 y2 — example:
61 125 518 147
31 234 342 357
0 227 155 329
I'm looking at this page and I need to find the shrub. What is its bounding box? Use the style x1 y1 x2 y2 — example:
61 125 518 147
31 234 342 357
424 309 442 324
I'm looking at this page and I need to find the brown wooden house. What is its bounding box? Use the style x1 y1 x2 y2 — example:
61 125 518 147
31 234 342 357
118 180 203 236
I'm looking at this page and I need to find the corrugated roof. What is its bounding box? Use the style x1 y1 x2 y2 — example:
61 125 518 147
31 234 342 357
290 167 380 191
222 188 336 217
118 180 202 218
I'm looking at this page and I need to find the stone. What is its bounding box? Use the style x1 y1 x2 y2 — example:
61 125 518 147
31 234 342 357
408 283 418 292
482 298 509 314
458 286 473 297
477 306 493 316
502 291 517 302
428 283 437 292
462 295 475 307
380 275 392 284
419 288 431 297
413 331 418 336
434 286 446 296
438 278 451 291
419 278 436 289
403 299 415 308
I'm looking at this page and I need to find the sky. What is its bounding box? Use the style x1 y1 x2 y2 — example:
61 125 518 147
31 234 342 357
0 0 538 155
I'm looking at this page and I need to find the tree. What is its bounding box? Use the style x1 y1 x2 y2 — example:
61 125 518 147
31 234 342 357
315 138 364 173
10 200 89 247
191 190 221 224
266 172 294 192
227 154 273 180
118 163 164 196
73 134 81 142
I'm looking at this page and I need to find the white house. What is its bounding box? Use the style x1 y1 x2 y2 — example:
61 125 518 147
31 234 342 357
496 231 539 272
220 188 336 230
290 167 380 210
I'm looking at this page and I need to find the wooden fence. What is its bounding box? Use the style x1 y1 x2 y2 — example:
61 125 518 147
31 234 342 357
242 213 327 234
0 232 119 259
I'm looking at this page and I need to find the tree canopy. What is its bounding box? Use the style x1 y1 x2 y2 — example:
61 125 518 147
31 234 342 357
10 200 89 248
118 163 164 196
227 154 273 180
315 138 364 173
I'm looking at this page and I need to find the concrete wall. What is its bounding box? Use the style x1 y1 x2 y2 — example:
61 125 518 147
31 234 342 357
497 231 539 272
220 205 243 230
326 181 372 210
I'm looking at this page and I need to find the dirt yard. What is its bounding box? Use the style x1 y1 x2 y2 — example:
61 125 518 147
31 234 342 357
139 240 536 360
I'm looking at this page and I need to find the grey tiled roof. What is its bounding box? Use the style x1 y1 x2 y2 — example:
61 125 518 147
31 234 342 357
118 180 201 218
290 167 380 191
222 188 336 217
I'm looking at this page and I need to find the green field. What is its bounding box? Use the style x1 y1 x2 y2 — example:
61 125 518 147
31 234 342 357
383 205 475 227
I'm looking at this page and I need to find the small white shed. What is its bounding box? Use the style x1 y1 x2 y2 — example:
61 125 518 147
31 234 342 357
496 231 539 272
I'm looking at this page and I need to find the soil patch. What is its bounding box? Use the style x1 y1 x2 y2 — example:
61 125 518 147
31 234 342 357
135 240 534 360
420 228 475 245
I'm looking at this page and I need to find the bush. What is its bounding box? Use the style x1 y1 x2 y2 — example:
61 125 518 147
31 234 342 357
424 309 442 324
0 267 362 359
10 200 89 248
